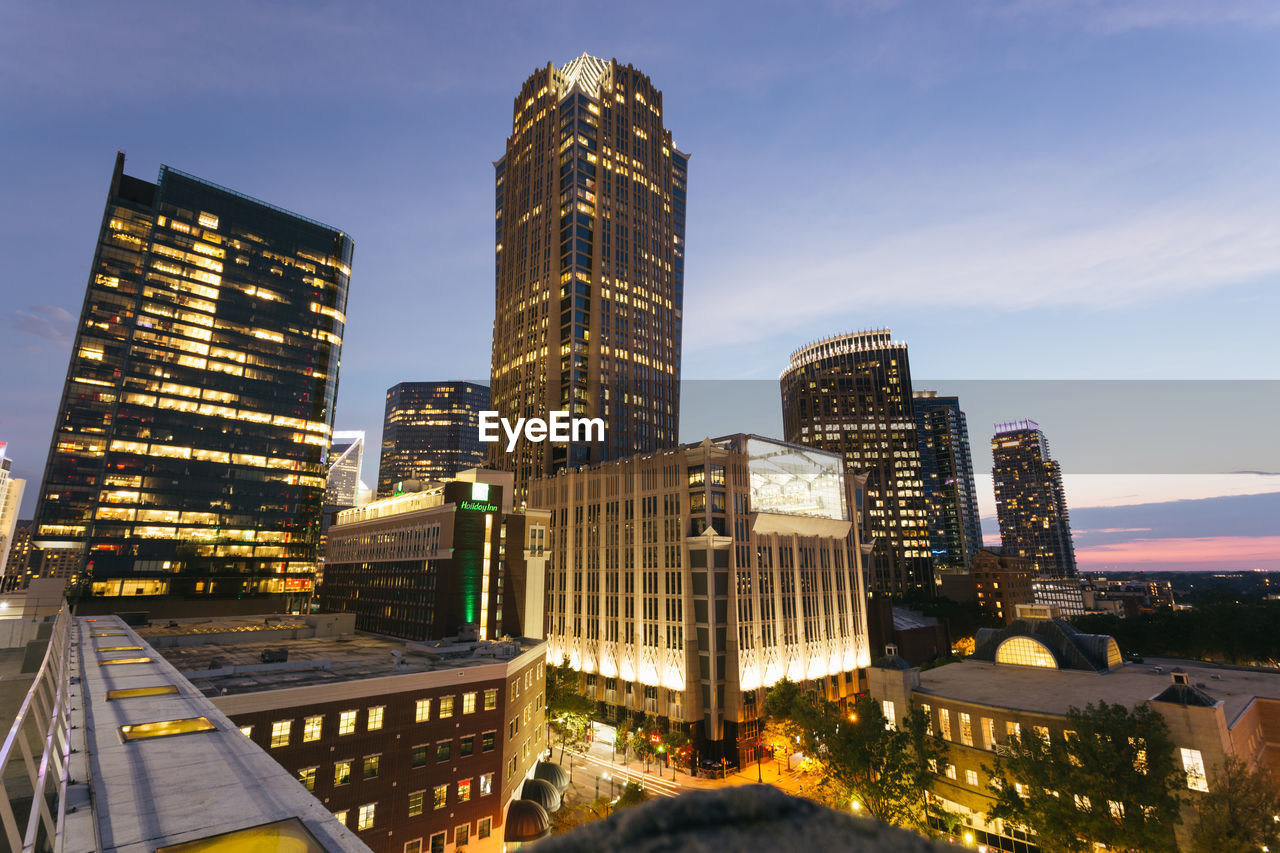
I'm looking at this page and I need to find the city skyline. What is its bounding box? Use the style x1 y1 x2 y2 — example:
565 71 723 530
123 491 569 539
3 2 1278 574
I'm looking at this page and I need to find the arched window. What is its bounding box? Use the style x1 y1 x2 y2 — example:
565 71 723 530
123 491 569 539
995 636 1058 669
1105 638 1123 670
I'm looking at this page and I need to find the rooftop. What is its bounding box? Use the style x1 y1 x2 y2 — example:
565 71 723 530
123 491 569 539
916 656 1280 726
149 617 539 697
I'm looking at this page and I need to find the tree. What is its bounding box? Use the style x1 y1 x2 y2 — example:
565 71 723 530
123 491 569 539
986 701 1182 853
662 727 690 775
1188 756 1280 853
614 716 633 764
549 796 611 834
629 715 660 772
763 681 942 830
545 656 596 772
615 780 650 808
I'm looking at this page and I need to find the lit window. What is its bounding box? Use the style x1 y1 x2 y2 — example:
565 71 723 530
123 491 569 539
480 773 493 796
437 741 451 762
333 810 348 826
995 636 1059 669
1181 747 1209 792
965 769 979 787
458 779 471 802
339 710 357 735
440 696 454 718
408 790 425 817
920 703 933 735
484 689 498 711
334 760 352 786
303 715 323 742
239 725 253 738
429 833 445 853
363 754 381 779
462 692 477 714
367 706 385 731
434 784 448 809
939 709 952 741
1006 721 1021 742
881 699 896 730
415 698 431 722
959 713 973 746
945 764 957 780
982 717 996 750
270 720 291 748
481 731 496 752
357 803 375 831
298 767 317 791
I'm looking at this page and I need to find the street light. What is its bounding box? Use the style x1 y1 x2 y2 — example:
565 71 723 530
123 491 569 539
755 738 762 783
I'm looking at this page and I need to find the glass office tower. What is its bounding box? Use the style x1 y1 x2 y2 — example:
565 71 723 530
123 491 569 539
914 391 983 570
992 420 1077 578
376 382 490 497
491 55 688 498
31 153 353 614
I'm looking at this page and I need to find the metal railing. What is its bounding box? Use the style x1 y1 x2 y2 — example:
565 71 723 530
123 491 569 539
0 607 75 852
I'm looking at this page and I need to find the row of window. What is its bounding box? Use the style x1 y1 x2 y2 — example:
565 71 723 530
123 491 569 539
255 690 501 748
400 818 491 853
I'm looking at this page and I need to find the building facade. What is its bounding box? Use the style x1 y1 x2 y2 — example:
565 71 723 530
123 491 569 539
30 153 352 615
327 431 366 508
377 383 490 498
780 329 933 596
322 470 549 643
148 615 547 853
528 434 871 765
868 616 1280 852
1031 576 1094 618
0 444 25 583
913 392 982 571
490 55 687 496
991 421 1077 577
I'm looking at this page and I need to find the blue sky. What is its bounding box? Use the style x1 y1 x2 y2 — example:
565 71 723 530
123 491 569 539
2 1 1277 569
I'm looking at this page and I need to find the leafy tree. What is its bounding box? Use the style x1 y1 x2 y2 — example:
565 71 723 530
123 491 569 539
629 714 661 772
763 681 943 831
615 780 650 808
662 727 690 773
614 716 633 764
545 656 596 770
986 701 1182 853
549 796 610 834
1188 756 1280 853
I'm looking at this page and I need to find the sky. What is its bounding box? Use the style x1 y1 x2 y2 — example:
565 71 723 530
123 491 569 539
2 0 1277 571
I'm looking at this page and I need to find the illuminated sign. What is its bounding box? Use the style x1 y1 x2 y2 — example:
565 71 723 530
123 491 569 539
460 500 497 513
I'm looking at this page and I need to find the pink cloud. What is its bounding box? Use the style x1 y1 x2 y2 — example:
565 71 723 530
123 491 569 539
1076 535 1280 570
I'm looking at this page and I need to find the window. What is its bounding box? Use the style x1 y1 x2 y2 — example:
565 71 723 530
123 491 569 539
959 712 973 746
334 760 352 786
510 683 519 702
1181 747 1209 792
239 725 253 738
455 824 470 847
1033 725 1050 745
437 740 451 762
462 692 477 714
945 764 957 780
298 766 317 791
480 773 493 796
460 735 475 757
439 696 454 718
415 698 431 722
965 769 979 787
1006 721 1021 742
339 710 358 735
357 803 375 831
405 841 422 853
928 758 938 773
429 832 445 853
363 754 381 779
938 708 952 741
920 703 932 735
481 731 496 752
880 699 896 730
524 704 532 725
982 717 996 750
995 636 1059 669
367 706 385 731
333 810 348 826
458 779 471 802
478 817 491 840
270 720 291 748
408 790 425 817
484 689 498 711
411 744 427 768
509 719 519 738
434 784 448 809
303 715 323 742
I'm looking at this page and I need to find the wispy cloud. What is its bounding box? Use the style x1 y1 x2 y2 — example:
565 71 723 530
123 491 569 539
10 305 75 346
983 0 1280 33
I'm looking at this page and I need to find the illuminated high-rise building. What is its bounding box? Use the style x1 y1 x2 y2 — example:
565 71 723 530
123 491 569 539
325 430 365 508
780 329 933 596
0 443 26 581
913 391 982 570
376 382 489 497
991 420 1077 577
490 55 687 497
31 153 353 614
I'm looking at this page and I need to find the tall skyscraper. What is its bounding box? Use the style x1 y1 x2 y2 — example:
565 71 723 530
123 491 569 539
490 55 687 496
0 443 26 580
781 329 933 596
325 430 365 508
376 382 490 497
31 153 353 614
991 420 1077 577
913 391 982 570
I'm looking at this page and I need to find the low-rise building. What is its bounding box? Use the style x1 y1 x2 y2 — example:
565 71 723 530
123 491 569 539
868 615 1280 852
147 614 547 853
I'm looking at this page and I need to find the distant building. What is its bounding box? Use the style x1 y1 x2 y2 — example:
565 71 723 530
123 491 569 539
322 470 549 643
327 431 367 508
490 56 687 498
2 519 33 589
913 392 982 571
147 614 547 853
937 549 1035 625
30 153 352 615
868 614 1280 851
781 330 933 596
377 383 490 498
865 599 951 667
1032 576 1095 618
529 434 871 766
991 420 1077 577
0 444 25 581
